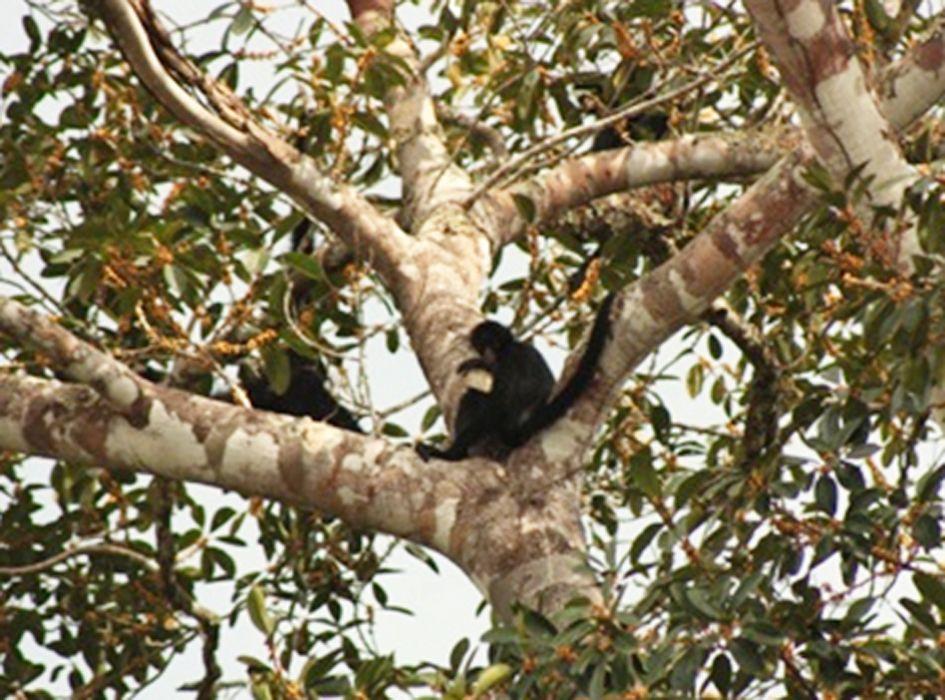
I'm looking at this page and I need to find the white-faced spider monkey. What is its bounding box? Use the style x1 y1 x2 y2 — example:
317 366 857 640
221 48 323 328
417 294 615 461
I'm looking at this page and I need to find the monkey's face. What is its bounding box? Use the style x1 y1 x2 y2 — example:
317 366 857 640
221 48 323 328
470 321 512 357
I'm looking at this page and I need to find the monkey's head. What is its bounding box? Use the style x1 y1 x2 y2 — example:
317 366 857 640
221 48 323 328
469 321 513 362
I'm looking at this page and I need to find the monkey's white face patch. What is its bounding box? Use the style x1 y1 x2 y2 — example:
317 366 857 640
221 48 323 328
463 368 493 393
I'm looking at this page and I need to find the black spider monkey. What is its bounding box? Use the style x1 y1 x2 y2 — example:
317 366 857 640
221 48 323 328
237 158 364 432
417 294 615 461
240 350 362 432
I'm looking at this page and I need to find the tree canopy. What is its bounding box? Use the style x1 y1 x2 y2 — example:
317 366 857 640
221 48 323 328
2 0 945 698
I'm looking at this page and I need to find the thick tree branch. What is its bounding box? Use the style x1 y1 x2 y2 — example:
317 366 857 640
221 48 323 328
346 0 476 231
878 17 945 127
482 18 945 246
0 371 492 553
482 130 788 246
0 296 149 413
96 0 412 282
746 0 921 268
536 149 813 469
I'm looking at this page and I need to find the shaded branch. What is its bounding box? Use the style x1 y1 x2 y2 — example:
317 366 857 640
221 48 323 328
153 479 221 699
437 102 510 163
703 302 782 466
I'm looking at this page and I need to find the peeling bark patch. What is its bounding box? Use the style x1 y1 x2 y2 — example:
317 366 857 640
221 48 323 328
124 394 154 429
0 415 27 451
106 400 205 477
784 0 825 41
807 30 852 84
300 421 344 471
666 268 706 316
539 418 583 462
915 38 945 73
203 418 240 470
22 398 61 451
278 432 306 494
220 426 280 478
431 495 458 551
72 404 110 460
105 375 140 409
488 552 589 617
640 270 686 328
709 224 743 265
336 485 370 509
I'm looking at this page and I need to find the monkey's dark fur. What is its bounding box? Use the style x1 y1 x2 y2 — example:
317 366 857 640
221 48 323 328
242 351 362 433
419 294 615 461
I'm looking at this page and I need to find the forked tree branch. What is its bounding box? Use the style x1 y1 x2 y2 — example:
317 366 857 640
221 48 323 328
555 13 945 457
0 295 495 552
483 18 945 245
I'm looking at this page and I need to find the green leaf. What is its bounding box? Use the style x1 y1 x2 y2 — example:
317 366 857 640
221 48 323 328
385 328 400 353
730 637 764 674
670 646 703 691
512 194 536 223
630 452 660 498
844 597 874 626
630 522 662 565
742 621 785 646
913 514 941 550
815 474 838 515
683 587 722 621
247 584 274 636
707 333 723 360
211 506 237 531
449 637 470 674
710 653 731 695
232 6 254 35
471 663 512 696
685 362 703 398
913 572 945 612
23 15 41 50
917 464 945 501
284 251 326 282
251 680 274 700
261 345 291 395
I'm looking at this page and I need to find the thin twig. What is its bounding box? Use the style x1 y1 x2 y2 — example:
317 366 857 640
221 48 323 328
0 542 158 576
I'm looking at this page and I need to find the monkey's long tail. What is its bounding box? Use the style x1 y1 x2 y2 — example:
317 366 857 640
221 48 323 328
512 292 615 445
